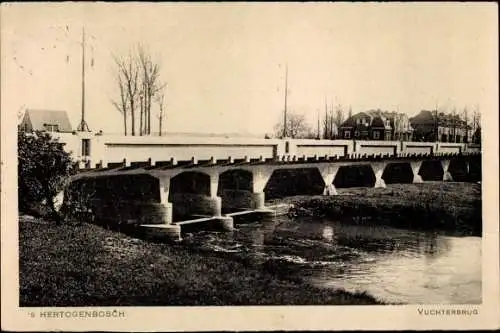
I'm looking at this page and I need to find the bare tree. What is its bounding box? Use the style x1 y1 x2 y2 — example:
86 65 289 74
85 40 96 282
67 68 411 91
322 102 341 140
138 45 164 135
391 112 398 140
451 107 458 142
111 73 129 135
323 101 329 139
472 106 481 143
392 112 405 141
112 52 139 136
112 45 166 136
333 104 344 138
329 103 335 139
274 112 312 139
155 88 167 136
461 107 469 143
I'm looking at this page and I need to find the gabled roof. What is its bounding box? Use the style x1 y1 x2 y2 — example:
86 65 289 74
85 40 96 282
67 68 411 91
410 110 471 128
341 109 413 131
22 109 73 132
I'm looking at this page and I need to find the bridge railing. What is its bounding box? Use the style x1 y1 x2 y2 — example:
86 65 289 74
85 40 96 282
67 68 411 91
56 132 479 170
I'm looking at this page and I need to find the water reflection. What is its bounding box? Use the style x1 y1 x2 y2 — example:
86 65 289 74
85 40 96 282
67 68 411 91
186 215 481 304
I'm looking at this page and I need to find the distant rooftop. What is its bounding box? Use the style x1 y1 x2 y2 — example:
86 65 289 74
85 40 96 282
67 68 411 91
21 109 73 132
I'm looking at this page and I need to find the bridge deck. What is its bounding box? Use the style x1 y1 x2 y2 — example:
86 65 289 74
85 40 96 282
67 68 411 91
73 151 480 180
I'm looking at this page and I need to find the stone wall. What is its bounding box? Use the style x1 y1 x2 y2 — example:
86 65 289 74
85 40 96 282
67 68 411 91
88 199 170 225
170 193 221 219
219 190 264 212
63 174 166 225
295 144 348 157
403 143 434 155
436 143 464 154
355 141 398 155
104 143 277 165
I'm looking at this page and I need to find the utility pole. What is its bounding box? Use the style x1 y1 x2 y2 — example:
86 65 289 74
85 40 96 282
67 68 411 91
282 64 288 138
77 26 90 132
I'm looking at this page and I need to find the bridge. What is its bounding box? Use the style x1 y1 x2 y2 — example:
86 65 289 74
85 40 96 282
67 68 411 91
61 134 481 241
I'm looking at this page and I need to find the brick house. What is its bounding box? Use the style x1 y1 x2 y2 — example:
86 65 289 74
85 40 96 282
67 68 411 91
339 109 413 141
410 110 473 143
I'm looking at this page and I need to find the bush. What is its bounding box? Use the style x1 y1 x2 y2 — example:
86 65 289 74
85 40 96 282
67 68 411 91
18 129 77 222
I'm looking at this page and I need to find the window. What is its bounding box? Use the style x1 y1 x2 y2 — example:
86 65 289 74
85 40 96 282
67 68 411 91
373 131 380 139
44 124 59 132
344 130 351 139
82 139 91 156
285 141 290 154
354 130 360 138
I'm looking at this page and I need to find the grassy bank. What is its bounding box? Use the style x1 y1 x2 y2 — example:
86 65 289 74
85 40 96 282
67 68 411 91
276 182 481 236
19 217 382 306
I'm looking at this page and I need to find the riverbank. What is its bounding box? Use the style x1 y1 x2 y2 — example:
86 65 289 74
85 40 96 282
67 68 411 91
271 182 481 237
19 216 382 306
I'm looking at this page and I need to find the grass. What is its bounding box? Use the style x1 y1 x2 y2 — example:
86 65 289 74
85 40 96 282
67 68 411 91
19 181 479 306
19 217 382 306
274 182 482 236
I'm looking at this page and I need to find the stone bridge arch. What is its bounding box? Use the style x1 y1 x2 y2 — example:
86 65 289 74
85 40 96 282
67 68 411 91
218 169 253 193
218 169 263 212
169 171 211 198
64 174 166 226
382 163 414 184
169 171 220 220
334 165 376 188
264 167 324 199
418 160 444 181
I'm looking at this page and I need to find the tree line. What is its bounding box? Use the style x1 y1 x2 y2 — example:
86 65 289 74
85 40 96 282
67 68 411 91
272 104 482 141
273 104 352 139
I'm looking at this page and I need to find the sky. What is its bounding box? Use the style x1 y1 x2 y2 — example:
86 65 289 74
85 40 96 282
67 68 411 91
1 3 498 136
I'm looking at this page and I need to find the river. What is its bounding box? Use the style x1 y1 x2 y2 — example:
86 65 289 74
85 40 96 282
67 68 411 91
183 215 482 304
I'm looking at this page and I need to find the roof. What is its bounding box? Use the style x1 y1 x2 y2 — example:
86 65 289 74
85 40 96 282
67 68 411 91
410 110 471 128
22 109 73 132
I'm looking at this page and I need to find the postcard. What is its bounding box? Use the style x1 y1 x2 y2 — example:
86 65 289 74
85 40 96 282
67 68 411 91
1 2 499 331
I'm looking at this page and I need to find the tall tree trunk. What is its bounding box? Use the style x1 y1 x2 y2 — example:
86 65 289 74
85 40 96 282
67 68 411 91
130 99 135 136
147 93 151 135
159 104 163 136
123 107 127 136
139 101 143 136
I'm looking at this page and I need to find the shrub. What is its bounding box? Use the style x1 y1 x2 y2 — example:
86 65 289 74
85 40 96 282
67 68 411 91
18 129 77 222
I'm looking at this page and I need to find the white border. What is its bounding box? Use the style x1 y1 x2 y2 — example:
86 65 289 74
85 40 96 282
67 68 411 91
1 2 499 331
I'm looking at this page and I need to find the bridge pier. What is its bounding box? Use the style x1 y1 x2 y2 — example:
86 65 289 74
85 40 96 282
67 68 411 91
441 160 453 181
157 175 174 224
371 162 387 188
410 161 424 183
206 171 223 217
251 167 274 209
318 165 340 195
143 174 180 241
